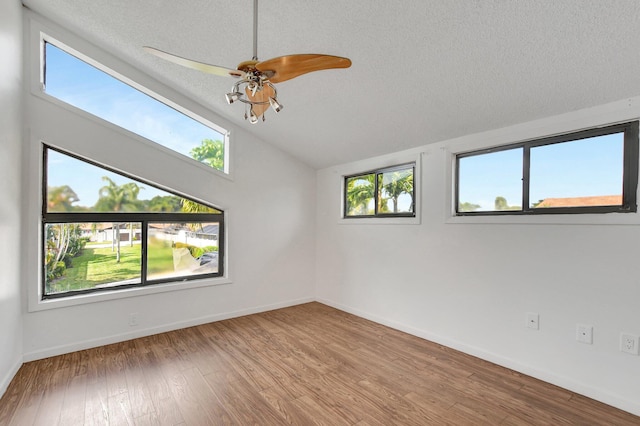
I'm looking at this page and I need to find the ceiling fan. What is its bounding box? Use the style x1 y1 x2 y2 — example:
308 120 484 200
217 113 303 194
144 0 352 124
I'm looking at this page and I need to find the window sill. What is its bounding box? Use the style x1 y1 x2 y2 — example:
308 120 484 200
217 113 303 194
28 276 232 312
445 211 640 226
339 216 421 225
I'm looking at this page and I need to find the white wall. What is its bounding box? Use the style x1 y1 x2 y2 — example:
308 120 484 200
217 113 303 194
20 12 316 360
0 0 24 396
316 98 640 416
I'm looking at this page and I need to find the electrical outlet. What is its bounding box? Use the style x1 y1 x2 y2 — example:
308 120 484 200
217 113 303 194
129 313 139 327
576 324 593 344
620 333 639 355
526 312 539 330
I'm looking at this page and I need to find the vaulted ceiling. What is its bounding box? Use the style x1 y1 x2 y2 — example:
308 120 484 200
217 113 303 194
22 0 640 169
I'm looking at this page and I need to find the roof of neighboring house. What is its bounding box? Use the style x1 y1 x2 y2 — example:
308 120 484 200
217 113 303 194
201 224 219 234
536 195 622 208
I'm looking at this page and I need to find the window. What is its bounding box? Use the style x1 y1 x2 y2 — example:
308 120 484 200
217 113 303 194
456 121 639 215
43 146 224 299
344 164 415 218
42 39 229 173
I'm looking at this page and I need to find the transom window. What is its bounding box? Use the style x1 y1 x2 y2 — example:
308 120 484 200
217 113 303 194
43 146 224 299
344 164 415 218
456 121 639 215
42 38 229 173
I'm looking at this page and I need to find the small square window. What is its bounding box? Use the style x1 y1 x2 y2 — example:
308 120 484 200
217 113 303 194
345 164 415 218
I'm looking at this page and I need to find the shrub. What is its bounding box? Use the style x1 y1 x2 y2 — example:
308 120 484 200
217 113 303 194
173 242 218 258
53 261 66 278
190 246 205 259
63 256 73 268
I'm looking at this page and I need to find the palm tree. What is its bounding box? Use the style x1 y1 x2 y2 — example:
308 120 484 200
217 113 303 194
346 175 375 215
47 185 79 212
379 170 413 213
96 177 142 262
180 198 219 214
180 199 220 232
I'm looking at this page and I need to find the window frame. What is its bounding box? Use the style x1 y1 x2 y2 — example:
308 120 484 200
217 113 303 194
37 32 232 177
455 121 639 216
42 145 225 300
343 163 416 219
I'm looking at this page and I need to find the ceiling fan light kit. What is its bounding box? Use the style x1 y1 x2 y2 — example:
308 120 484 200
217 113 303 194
144 0 351 124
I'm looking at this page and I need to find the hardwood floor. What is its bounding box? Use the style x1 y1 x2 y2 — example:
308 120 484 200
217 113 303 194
1 302 638 425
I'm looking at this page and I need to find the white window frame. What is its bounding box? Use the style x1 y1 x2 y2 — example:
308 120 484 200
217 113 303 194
444 115 640 226
338 152 422 225
454 121 638 216
26 12 234 180
24 12 233 312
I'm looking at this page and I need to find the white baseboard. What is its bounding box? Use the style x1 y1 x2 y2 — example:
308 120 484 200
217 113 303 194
316 297 640 417
22 297 314 362
0 357 23 401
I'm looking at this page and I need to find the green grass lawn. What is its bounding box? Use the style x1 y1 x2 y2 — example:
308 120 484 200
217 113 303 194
47 245 142 294
46 238 177 294
147 237 174 275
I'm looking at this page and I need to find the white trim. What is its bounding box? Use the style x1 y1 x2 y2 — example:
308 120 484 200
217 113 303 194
441 97 640 225
338 152 422 225
30 277 233 313
25 12 235 181
23 297 314 361
316 297 640 417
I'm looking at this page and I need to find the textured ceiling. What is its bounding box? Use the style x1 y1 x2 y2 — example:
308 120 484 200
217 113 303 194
22 0 640 169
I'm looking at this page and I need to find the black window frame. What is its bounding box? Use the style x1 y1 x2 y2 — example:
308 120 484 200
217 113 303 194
455 121 639 216
42 145 225 300
344 163 416 218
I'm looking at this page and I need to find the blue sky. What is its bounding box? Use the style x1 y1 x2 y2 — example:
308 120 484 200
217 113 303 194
458 133 624 210
47 149 171 207
44 43 224 207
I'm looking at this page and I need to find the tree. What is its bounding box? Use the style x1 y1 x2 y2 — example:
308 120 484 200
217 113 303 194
459 202 481 212
190 139 225 171
180 198 219 232
47 185 79 212
95 177 143 212
379 171 413 213
95 177 142 262
44 223 86 287
181 138 225 219
148 195 182 212
180 198 218 214
494 196 521 211
346 175 375 215
494 196 508 210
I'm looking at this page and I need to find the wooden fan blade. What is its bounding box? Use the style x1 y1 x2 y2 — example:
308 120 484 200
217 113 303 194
143 46 245 78
245 84 275 118
255 54 351 83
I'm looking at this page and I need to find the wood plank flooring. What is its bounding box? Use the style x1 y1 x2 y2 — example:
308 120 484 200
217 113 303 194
1 302 638 425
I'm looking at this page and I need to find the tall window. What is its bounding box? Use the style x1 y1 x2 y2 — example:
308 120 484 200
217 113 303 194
43 146 224 299
344 164 415 218
42 39 229 173
456 121 639 215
